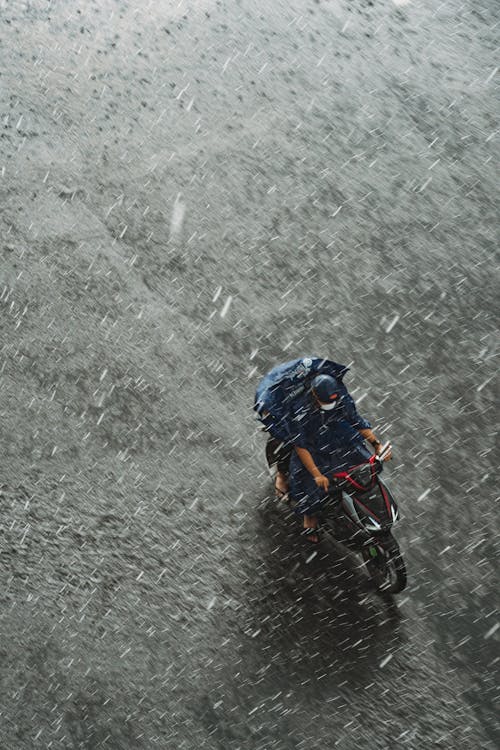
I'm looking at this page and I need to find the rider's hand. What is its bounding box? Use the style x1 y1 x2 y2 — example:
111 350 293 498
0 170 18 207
314 474 330 491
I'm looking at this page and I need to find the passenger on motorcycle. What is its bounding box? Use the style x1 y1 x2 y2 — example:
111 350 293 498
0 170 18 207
289 374 391 542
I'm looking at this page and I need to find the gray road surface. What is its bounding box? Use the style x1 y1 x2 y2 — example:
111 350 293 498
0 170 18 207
0 1 498 748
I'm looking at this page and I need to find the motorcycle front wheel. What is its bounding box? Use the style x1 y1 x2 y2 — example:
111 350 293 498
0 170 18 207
362 534 407 594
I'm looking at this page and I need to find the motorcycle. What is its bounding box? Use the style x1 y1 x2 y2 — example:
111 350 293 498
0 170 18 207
322 443 407 594
269 442 407 594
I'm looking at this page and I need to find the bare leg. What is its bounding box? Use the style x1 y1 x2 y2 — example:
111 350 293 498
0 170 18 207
303 514 319 543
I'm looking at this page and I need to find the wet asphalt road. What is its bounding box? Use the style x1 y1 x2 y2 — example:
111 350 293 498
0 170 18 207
0 0 498 748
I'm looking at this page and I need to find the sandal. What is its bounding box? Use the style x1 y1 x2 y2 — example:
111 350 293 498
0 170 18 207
274 475 290 503
302 526 320 544
275 487 290 502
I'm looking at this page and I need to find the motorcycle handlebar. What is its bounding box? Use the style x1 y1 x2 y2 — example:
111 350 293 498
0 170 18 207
332 443 392 480
372 442 392 463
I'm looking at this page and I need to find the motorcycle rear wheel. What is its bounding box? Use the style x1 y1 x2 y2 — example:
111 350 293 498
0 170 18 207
362 534 407 594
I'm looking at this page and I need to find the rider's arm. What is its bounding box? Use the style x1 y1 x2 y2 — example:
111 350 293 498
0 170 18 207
295 446 329 490
358 427 382 451
358 428 392 460
342 391 392 461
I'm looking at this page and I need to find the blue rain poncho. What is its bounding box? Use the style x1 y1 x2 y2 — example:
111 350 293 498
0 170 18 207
254 356 350 443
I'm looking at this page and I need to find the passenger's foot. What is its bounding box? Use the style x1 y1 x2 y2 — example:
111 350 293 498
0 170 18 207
302 515 319 544
274 471 289 502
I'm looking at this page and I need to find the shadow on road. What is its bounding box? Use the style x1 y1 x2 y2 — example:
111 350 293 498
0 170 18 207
235 492 404 686
191 491 407 748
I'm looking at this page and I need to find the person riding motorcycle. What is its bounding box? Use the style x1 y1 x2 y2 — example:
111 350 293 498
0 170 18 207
256 357 349 500
288 374 391 542
255 358 391 543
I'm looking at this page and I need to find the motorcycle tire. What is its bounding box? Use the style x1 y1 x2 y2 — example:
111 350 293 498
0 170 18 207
362 534 407 594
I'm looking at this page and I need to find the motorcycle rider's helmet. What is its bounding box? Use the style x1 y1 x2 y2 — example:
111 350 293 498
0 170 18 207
311 374 340 411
